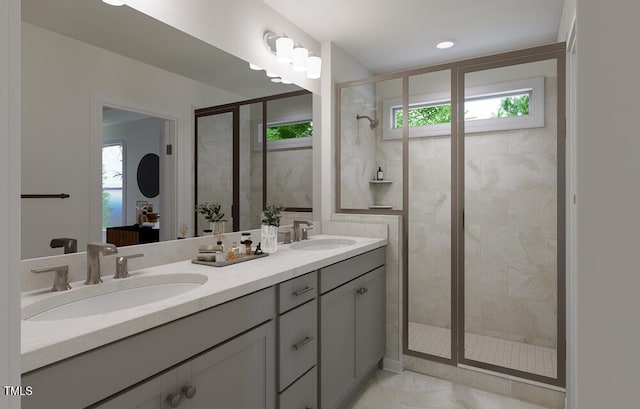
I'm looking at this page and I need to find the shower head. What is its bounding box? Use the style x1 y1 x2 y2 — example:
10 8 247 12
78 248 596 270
356 114 379 129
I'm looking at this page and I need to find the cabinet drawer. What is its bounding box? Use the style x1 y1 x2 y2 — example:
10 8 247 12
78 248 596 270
320 247 385 294
278 301 317 391
279 367 317 409
278 271 317 313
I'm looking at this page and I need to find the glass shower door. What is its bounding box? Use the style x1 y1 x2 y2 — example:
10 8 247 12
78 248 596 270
196 109 237 234
406 69 454 361
461 58 563 384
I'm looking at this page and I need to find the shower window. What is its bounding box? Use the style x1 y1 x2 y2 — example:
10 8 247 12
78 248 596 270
383 76 544 140
255 119 313 150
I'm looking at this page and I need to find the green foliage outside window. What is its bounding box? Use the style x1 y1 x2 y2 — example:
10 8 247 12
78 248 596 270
266 121 313 141
493 95 530 117
394 104 452 128
394 94 530 128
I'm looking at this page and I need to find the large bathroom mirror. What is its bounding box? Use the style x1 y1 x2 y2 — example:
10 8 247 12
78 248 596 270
20 0 308 259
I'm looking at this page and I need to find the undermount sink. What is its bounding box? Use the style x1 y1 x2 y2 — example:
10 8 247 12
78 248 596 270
290 238 356 251
22 273 207 321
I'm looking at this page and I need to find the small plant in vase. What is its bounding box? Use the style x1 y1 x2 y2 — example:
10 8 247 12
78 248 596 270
261 204 285 253
197 202 227 236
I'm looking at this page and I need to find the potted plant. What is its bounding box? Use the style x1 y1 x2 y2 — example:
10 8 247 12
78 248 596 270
261 204 285 253
197 202 227 235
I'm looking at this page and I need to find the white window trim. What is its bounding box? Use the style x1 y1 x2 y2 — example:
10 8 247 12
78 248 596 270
254 119 313 151
382 76 545 140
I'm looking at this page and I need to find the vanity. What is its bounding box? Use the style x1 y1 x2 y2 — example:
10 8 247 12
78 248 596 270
20 235 387 409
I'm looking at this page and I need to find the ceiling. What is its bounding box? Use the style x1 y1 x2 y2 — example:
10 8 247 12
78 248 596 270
263 0 565 74
21 0 300 100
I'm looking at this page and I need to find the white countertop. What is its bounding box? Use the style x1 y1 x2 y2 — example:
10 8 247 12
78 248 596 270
21 234 387 373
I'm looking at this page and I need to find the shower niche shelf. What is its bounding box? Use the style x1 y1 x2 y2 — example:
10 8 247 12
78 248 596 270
369 180 393 184
368 205 393 210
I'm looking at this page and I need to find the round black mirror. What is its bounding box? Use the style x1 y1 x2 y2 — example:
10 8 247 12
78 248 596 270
137 153 159 198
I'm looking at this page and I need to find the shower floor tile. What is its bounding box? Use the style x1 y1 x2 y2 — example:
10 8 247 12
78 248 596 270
408 322 557 378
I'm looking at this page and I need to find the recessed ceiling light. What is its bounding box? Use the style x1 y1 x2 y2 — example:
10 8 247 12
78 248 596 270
271 77 282 83
436 40 455 50
265 71 278 78
249 63 263 71
102 0 126 6
281 78 293 84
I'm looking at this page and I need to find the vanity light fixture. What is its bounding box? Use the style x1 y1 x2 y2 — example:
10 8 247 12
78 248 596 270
102 0 126 5
436 40 455 49
263 30 322 79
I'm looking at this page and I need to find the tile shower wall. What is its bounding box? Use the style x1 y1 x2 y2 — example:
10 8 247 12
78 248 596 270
197 113 233 234
266 148 313 208
340 84 377 209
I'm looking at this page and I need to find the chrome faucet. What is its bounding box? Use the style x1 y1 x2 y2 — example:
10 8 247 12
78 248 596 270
50 238 77 254
31 265 71 292
86 243 118 284
293 220 314 242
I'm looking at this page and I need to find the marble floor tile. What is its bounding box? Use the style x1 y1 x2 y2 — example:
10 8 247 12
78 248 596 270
408 322 557 378
346 370 553 409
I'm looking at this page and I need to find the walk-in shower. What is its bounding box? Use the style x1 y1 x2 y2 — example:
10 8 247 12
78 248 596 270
336 44 566 387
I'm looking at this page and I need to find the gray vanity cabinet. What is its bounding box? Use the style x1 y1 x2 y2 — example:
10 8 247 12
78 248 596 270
319 247 386 409
95 322 275 409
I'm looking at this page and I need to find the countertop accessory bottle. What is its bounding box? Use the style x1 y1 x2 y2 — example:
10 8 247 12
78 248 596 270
376 166 384 181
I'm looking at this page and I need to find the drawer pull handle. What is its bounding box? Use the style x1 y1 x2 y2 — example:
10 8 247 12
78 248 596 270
166 393 182 408
182 384 197 399
293 336 314 350
293 286 314 296
356 287 368 295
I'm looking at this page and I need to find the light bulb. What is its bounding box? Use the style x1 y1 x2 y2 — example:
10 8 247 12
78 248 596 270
276 37 293 64
292 46 308 72
306 56 322 79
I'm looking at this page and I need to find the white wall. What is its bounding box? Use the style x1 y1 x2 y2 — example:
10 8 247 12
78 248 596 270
574 1 640 408
1 0 21 406
21 22 244 259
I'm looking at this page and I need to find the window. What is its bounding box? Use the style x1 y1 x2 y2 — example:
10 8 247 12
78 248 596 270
102 142 125 229
256 120 313 150
383 76 544 139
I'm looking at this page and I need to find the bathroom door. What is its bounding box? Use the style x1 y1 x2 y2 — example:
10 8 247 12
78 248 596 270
195 107 239 234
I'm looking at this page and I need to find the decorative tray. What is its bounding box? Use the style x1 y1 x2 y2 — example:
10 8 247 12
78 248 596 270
191 252 269 267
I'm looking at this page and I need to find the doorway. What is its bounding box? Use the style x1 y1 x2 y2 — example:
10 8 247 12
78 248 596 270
101 106 176 245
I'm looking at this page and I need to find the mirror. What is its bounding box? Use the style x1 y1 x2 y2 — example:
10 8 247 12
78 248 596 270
20 0 308 259
195 92 313 236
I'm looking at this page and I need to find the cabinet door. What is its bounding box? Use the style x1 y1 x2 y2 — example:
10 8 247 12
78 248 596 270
355 266 385 377
320 280 357 409
186 321 275 409
93 370 177 409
